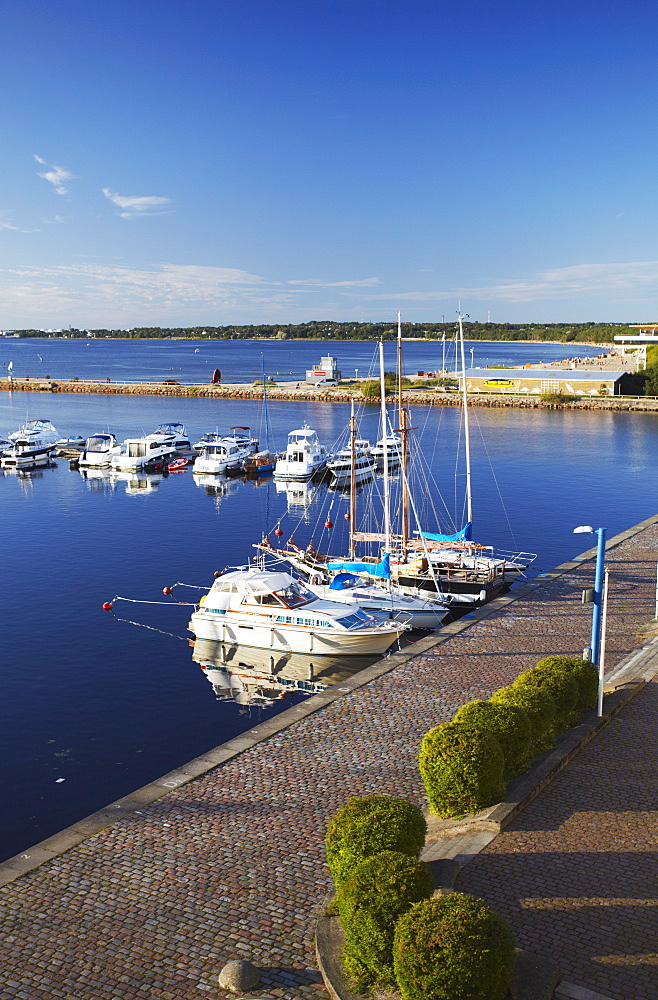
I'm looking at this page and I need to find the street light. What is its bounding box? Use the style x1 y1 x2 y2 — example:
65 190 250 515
355 369 359 381
573 525 607 716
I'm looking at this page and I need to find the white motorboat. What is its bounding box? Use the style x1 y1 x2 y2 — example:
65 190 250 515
225 426 259 453
79 433 122 467
371 435 402 467
55 435 85 451
303 570 449 629
154 422 193 453
1 419 59 469
188 567 408 656
274 425 327 480
193 430 223 451
193 438 251 475
112 426 180 471
326 439 375 486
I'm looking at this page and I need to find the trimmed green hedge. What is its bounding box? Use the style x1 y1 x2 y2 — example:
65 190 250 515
419 722 505 818
514 665 579 732
536 655 598 712
325 795 426 890
339 851 434 990
453 699 532 778
393 893 515 1000
490 683 556 755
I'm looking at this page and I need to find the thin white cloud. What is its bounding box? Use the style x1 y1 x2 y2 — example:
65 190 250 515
365 261 658 304
102 188 173 219
0 262 284 325
34 155 76 195
288 277 380 287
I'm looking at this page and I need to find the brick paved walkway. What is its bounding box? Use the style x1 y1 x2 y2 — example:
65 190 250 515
1 522 657 999
457 680 658 1000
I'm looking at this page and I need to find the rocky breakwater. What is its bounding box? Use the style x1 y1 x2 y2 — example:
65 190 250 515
3 377 658 411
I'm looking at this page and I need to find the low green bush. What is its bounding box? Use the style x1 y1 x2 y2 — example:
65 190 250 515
393 893 515 1000
514 665 579 732
453 699 532 778
536 655 598 712
418 722 505 818
339 851 434 991
490 684 556 755
325 795 426 890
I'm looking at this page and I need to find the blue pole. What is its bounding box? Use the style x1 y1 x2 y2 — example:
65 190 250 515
590 527 606 664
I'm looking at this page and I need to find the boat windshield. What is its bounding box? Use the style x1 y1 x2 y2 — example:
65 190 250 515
87 436 110 450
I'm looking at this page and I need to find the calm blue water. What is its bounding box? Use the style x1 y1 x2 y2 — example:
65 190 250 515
0 339 654 862
0 336 606 384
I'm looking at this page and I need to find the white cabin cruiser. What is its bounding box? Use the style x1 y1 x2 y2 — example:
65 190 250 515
193 438 251 475
112 426 180 471
154 422 192 453
326 440 375 487
189 567 408 655
1 419 59 469
371 435 402 467
225 426 259 453
274 425 327 480
79 433 122 467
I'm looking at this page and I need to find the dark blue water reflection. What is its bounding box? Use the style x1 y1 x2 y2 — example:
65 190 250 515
0 370 656 861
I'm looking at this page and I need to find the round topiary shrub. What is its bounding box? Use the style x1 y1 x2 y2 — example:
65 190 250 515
418 722 505 818
325 795 426 891
536 655 598 713
393 893 515 1000
490 684 556 756
453 699 532 778
514 665 579 733
338 850 435 991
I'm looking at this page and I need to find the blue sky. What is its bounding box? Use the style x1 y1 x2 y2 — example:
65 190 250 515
1 0 658 328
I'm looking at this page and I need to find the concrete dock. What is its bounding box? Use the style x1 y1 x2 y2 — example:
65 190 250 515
1 517 658 999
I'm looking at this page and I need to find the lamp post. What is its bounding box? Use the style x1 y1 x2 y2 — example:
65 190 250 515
573 525 607 716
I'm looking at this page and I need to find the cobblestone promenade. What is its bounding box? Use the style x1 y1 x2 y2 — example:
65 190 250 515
1 522 658 999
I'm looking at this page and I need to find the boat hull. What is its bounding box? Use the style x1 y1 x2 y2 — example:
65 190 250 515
189 612 401 656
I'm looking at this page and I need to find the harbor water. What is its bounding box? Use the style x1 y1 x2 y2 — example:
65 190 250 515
0 339 654 862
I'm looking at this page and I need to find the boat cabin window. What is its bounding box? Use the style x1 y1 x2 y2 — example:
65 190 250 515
128 442 148 458
150 441 161 450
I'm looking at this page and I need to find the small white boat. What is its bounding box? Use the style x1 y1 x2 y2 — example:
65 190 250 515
193 438 251 475
112 425 181 471
274 425 327 480
225 426 259 453
326 439 375 486
188 567 408 655
1 419 59 469
55 435 85 451
155 422 192 453
304 571 450 629
371 434 402 467
79 433 122 467
193 430 223 451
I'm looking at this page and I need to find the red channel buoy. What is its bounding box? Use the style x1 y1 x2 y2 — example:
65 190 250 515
102 602 114 611
344 512 350 520
274 527 284 537
162 586 173 595
325 520 333 529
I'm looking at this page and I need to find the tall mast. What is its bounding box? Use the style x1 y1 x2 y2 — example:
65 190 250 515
261 354 271 451
379 341 391 551
397 312 409 554
349 399 357 560
458 312 473 524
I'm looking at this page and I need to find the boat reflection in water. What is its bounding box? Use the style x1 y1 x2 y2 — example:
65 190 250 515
79 467 118 493
113 469 165 495
274 477 319 518
191 637 378 710
193 472 241 509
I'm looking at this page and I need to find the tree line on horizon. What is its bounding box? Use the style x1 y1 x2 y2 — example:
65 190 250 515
8 320 635 344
